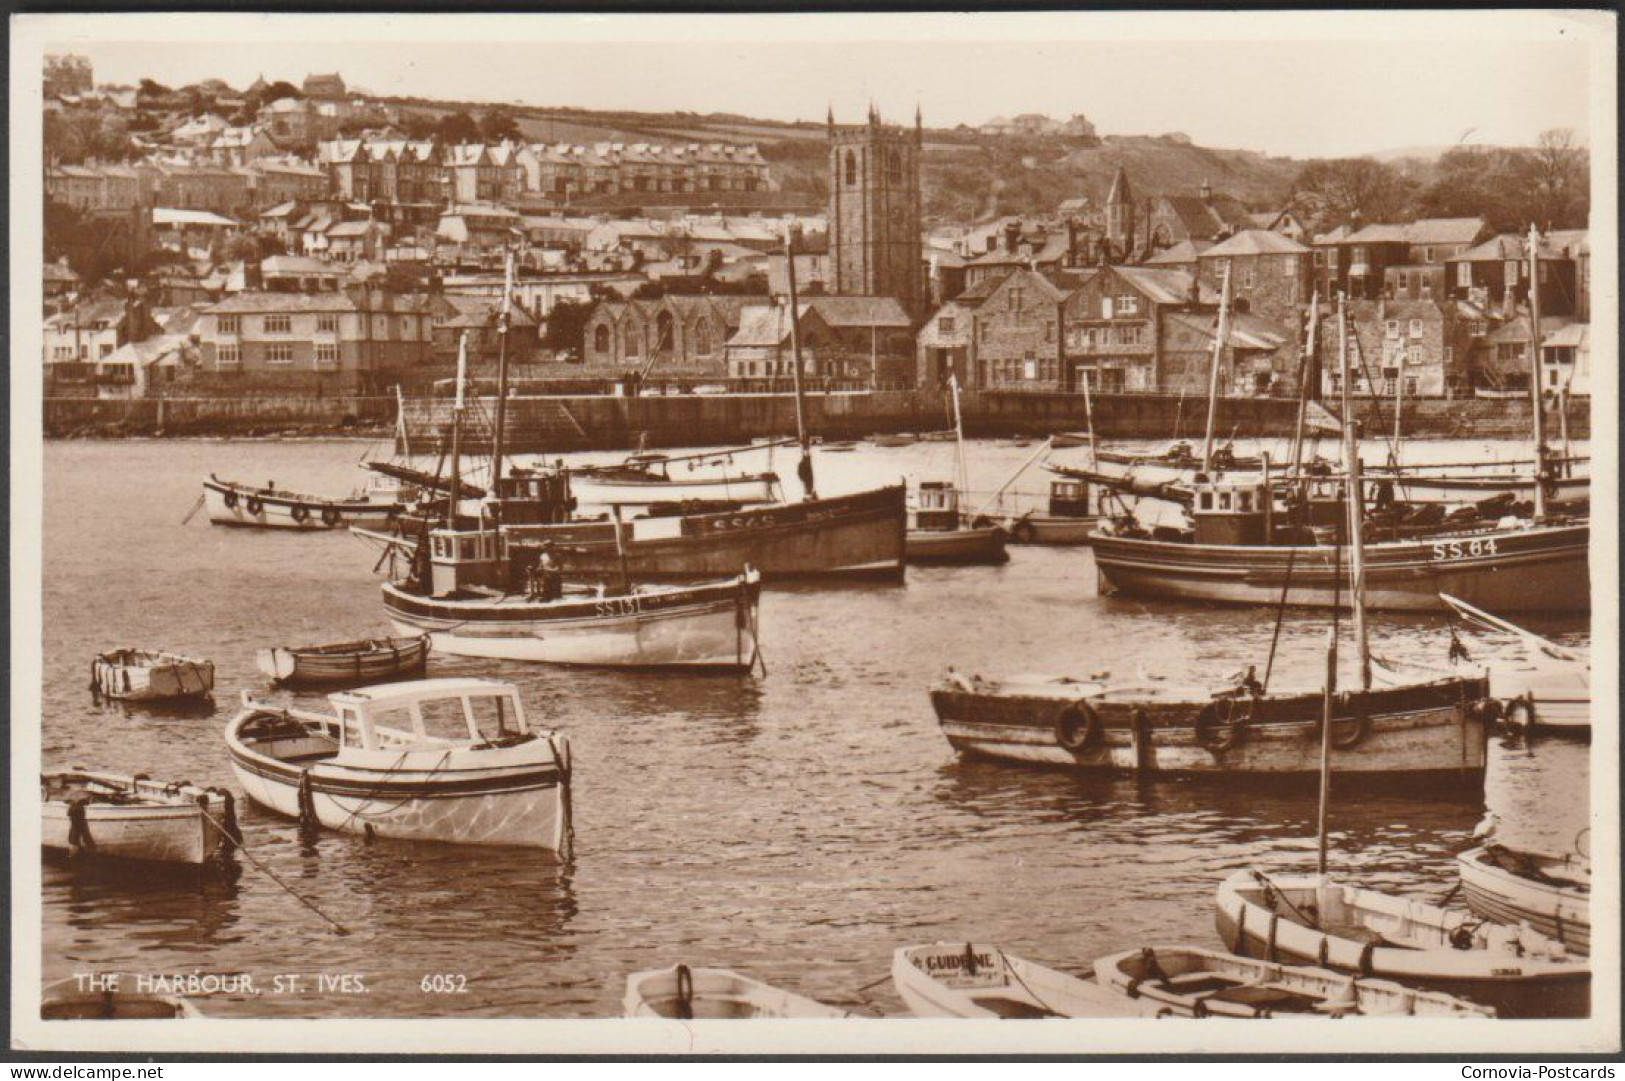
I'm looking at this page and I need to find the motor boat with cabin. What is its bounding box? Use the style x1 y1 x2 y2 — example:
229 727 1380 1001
905 481 1007 565
570 450 782 507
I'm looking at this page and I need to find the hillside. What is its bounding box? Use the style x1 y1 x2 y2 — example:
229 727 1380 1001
382 96 1306 221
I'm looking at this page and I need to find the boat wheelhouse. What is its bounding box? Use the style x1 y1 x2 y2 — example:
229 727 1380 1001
906 482 1007 565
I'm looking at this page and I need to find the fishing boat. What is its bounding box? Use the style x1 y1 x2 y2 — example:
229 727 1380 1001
41 990 200 1019
1094 946 1494 1018
1214 869 1587 1019
381 525 761 668
1458 837 1589 958
893 943 1157 1018
204 475 402 531
905 377 1009 566
622 965 851 1019
999 477 1098 545
1367 458 1590 507
872 433 917 448
1441 594 1589 737
90 649 214 702
570 445 787 507
42 770 234 867
226 678 573 850
256 634 429 687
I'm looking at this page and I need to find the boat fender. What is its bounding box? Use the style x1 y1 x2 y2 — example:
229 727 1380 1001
1130 708 1154 771
223 489 239 510
291 504 311 524
67 798 95 854
1316 936 1330 968
1331 697 1370 750
1232 901 1247 958
245 495 264 516
1357 940 1376 976
1191 997 1210 1019
1265 911 1280 962
675 964 695 1021
1449 926 1476 951
296 770 319 840
1466 697 1503 727
321 505 342 527
1012 519 1038 544
1194 698 1246 753
1054 703 1104 753
1502 696 1536 738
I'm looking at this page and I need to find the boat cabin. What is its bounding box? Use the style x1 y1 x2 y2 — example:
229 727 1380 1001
328 678 533 752
1190 474 1269 545
429 528 508 596
915 481 961 532
1048 478 1092 519
487 468 577 526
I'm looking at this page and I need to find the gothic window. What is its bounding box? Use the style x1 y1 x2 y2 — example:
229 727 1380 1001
694 320 712 355
887 149 902 184
844 150 856 187
656 311 676 352
593 324 610 353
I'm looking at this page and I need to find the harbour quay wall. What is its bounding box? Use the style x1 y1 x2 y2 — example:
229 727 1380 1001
45 395 395 438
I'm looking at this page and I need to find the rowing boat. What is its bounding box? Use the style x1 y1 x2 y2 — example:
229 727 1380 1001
622 965 850 1018
204 475 402 531
1214 869 1588 1018
256 634 430 687
41 991 200 1020
892 943 1154 1018
42 770 234 867
1458 844 1589 958
90 649 214 702
1093 945 1494 1017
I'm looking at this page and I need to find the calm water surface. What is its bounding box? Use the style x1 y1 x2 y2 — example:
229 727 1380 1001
40 436 1592 1017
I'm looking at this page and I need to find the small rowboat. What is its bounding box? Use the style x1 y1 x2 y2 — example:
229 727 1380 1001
1458 845 1590 958
257 634 429 687
623 965 851 1019
41 990 200 1019
892 943 1155 1018
42 771 235 867
872 434 917 448
91 649 214 702
1215 869 1588 1018
1093 945 1495 1017
204 475 401 531
226 679 572 851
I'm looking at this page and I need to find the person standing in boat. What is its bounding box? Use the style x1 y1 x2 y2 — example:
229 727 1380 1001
530 543 564 602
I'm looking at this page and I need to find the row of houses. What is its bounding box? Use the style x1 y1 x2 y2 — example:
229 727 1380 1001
46 158 329 215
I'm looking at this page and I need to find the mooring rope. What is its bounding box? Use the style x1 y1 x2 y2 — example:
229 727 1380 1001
192 802 350 936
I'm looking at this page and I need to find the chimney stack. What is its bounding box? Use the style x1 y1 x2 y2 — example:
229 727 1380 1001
1004 220 1021 254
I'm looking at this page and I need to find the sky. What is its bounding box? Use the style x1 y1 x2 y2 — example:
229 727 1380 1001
35 11 1599 159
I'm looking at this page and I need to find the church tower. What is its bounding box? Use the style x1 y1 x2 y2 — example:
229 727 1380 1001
828 105 924 313
1105 165 1136 259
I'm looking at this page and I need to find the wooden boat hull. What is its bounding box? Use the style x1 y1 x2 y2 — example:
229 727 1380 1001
1458 846 1589 957
1006 516 1098 546
91 652 213 701
572 474 779 506
1091 522 1590 612
41 772 229 866
905 526 1009 565
623 966 849 1018
1383 473 1590 506
1093 946 1494 1017
382 576 759 669
1214 871 1589 1019
256 635 430 687
205 477 400 531
507 485 906 581
893 944 1154 1019
929 676 1489 781
226 711 571 850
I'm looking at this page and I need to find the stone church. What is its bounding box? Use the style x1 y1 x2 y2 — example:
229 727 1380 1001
827 105 925 317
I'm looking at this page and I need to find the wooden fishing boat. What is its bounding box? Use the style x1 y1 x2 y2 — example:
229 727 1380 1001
256 634 429 687
929 670 1491 782
1370 462 1590 507
1440 594 1589 737
381 527 761 668
999 477 1098 545
906 481 1007 565
872 433 917 448
90 649 214 702
1458 844 1589 958
1213 869 1588 1018
42 770 234 867
1093 945 1494 1018
571 449 783 507
204 475 402 531
504 485 907 581
41 990 200 1019
226 679 573 850
622 965 850 1018
893 943 1157 1018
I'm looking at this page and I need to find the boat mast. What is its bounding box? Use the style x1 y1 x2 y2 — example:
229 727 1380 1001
1526 223 1548 519
1316 626 1336 876
1200 261 1234 472
490 245 516 488
1080 366 1099 468
1288 291 1318 482
949 373 970 517
1337 295 1371 690
783 223 817 500
446 331 469 526
395 384 411 458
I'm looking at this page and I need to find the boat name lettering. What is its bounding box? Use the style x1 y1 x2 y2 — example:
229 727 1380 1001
1431 537 1499 561
595 596 642 618
922 952 996 973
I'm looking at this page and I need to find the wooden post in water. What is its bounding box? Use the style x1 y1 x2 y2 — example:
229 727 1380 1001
783 224 816 500
1200 261 1234 472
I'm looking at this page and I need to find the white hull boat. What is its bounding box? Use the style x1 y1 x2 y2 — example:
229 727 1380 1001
892 943 1156 1018
257 634 430 687
571 473 781 507
1440 594 1590 737
623 965 850 1018
205 475 401 531
1458 845 1589 958
91 649 213 702
1093 945 1494 1017
226 679 573 851
42 771 233 867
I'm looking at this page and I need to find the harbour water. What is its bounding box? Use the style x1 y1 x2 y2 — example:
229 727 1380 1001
40 436 1592 1017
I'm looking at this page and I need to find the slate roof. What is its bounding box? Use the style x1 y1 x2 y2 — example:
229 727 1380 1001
1200 229 1311 257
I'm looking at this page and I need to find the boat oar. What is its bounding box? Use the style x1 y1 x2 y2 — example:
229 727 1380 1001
180 492 206 525
194 804 351 936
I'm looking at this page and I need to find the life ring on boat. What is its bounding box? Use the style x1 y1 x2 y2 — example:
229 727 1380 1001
222 489 239 510
1055 702 1104 753
1194 697 1247 752
1502 696 1537 738
320 505 342 527
1011 520 1038 544
244 495 264 516
290 503 310 524
1465 697 1503 728
1330 695 1370 750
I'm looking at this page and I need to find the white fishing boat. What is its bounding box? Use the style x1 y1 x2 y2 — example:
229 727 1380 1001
904 381 1009 566
571 447 785 507
1440 593 1590 737
256 634 430 687
892 943 1156 1018
41 990 200 1019
226 679 573 851
90 649 214 702
623 965 851 1018
1093 945 1494 1017
42 770 234 867
204 475 402 531
1458 839 1590 958
1214 869 1587 1018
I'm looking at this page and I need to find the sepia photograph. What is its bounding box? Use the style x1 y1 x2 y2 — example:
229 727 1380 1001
8 8 1617 1058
